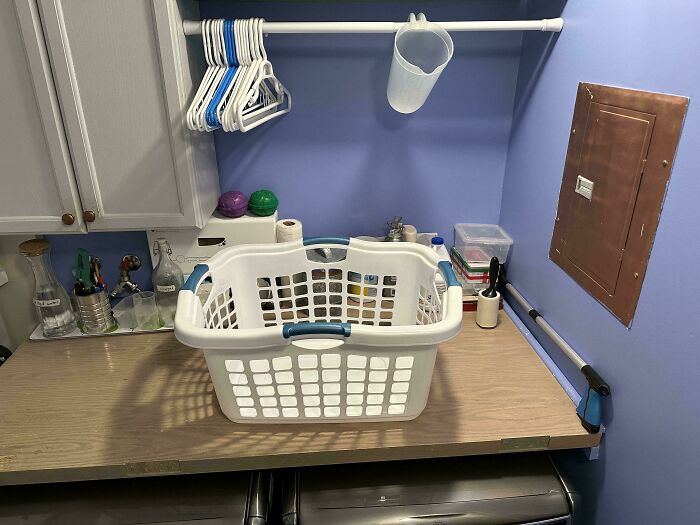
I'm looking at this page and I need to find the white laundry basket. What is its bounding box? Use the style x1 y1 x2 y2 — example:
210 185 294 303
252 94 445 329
175 237 463 423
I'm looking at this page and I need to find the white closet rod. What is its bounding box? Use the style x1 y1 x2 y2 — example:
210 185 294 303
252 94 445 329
182 18 564 36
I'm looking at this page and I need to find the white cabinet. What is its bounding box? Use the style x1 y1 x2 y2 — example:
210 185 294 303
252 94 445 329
0 0 219 234
0 0 84 233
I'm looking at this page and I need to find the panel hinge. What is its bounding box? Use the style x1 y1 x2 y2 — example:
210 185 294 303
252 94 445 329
640 158 647 174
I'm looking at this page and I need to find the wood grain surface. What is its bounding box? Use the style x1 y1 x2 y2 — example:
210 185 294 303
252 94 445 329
0 311 599 485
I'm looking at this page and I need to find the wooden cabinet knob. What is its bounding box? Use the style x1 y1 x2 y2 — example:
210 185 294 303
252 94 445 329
61 213 75 225
83 210 96 223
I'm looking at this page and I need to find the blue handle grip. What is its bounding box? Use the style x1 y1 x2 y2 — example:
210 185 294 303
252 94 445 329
282 322 352 339
303 237 350 246
183 264 209 292
577 387 602 433
438 261 461 288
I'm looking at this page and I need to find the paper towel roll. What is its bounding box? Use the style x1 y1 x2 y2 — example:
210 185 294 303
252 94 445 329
276 219 303 242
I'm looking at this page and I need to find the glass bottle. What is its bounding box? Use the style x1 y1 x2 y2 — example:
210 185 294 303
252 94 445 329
19 239 77 337
153 238 184 328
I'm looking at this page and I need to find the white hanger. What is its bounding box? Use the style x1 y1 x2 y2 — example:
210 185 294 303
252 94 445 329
230 18 269 131
212 19 242 129
193 19 230 131
236 19 291 132
222 18 257 132
187 18 291 133
186 19 218 131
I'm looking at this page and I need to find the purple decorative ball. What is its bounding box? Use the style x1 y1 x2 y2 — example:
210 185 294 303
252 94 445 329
218 191 249 218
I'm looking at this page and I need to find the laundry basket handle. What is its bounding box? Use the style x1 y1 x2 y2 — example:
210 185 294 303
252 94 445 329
183 263 210 292
302 236 350 246
437 261 461 288
282 322 351 339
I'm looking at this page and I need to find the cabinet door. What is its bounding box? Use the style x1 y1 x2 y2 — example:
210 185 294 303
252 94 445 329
39 0 217 231
0 0 84 234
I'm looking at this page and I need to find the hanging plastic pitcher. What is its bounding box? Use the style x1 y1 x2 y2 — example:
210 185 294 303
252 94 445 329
387 13 454 113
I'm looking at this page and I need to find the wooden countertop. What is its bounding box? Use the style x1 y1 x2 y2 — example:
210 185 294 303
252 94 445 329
0 311 599 486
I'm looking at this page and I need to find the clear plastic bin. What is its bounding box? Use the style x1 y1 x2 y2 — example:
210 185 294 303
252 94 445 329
454 224 513 265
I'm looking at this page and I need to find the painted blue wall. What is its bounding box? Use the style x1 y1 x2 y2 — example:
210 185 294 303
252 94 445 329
501 0 700 523
200 0 524 238
46 231 152 295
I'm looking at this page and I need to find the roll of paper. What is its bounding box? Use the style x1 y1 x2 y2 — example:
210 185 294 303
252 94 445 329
403 224 418 242
276 219 303 242
476 290 500 328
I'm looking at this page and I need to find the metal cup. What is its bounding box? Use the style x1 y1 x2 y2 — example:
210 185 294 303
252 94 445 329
74 290 117 334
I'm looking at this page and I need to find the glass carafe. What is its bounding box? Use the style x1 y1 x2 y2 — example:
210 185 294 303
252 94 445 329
19 239 77 337
153 238 184 328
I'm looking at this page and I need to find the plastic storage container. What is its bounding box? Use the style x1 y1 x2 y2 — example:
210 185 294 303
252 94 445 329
175 237 463 424
386 13 454 113
454 224 513 265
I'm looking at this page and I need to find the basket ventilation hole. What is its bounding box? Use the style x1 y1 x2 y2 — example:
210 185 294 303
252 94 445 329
225 360 245 373
278 385 296 396
366 405 382 416
303 396 321 407
257 386 275 396
302 383 319 395
263 408 280 418
300 370 318 383
346 406 363 417
253 374 272 385
324 407 341 417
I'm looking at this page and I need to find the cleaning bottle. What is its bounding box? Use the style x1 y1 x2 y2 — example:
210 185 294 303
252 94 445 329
152 238 184 328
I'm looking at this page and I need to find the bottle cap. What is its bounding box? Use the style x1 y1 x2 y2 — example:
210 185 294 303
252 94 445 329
19 239 50 256
431 236 444 246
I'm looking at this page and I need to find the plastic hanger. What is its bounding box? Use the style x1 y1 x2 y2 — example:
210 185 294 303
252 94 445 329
217 19 248 132
205 19 238 128
222 18 255 132
237 19 272 128
188 18 291 133
213 19 240 129
202 19 231 130
186 19 218 130
236 19 291 132
223 18 260 131
189 19 223 131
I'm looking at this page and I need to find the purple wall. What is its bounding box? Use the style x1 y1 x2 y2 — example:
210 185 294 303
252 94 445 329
501 0 700 522
200 1 524 238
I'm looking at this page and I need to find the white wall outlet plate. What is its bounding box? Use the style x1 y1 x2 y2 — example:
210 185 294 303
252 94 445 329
575 175 594 200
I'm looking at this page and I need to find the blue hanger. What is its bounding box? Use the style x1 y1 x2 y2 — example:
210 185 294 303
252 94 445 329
205 19 238 128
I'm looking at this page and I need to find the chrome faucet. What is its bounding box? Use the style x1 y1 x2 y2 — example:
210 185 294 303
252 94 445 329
110 254 142 299
385 216 404 242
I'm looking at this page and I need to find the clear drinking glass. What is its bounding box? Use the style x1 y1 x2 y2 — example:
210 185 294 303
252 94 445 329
19 239 77 337
153 238 184 328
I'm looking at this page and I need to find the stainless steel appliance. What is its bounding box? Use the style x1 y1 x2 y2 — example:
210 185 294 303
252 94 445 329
294 454 578 525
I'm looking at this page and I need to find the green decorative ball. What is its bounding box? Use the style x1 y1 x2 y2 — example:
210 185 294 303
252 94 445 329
248 189 279 216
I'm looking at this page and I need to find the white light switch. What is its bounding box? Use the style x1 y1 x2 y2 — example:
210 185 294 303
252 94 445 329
575 175 594 200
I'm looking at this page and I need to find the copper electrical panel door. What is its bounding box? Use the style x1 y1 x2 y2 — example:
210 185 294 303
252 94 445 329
551 83 688 326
